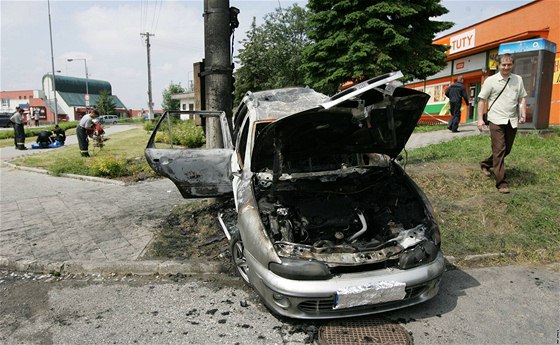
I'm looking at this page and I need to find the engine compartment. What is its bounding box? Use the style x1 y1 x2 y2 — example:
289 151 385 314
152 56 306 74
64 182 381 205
255 166 437 268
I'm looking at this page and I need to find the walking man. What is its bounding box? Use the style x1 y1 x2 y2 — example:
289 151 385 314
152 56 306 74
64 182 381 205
77 109 99 157
477 53 527 194
445 75 469 132
10 107 27 150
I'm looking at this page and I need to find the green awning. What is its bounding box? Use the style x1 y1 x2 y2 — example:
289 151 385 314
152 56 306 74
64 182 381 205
57 92 127 109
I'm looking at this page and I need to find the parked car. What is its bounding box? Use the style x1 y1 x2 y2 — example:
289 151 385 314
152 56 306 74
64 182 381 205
0 112 13 128
145 71 444 319
98 115 119 125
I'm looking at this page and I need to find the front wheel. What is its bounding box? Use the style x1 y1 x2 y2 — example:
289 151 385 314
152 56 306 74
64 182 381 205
230 231 250 285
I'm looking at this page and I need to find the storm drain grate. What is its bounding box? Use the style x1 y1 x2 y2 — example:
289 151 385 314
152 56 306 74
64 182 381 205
318 316 412 345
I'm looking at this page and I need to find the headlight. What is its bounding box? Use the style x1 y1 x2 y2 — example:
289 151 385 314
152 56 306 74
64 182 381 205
398 241 439 269
269 258 331 280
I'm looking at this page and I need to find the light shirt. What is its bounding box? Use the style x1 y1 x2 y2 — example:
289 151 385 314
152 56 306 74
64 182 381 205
478 73 527 128
79 114 94 128
10 111 23 125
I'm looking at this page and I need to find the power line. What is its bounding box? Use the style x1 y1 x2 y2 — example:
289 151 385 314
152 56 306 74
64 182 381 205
150 0 163 34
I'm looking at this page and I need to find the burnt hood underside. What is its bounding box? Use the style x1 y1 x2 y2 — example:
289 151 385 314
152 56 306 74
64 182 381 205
252 87 430 172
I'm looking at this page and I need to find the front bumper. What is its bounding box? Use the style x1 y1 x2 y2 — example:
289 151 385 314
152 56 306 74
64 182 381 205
246 252 445 319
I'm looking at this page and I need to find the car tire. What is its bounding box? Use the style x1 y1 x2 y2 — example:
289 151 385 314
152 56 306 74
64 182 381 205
230 231 250 285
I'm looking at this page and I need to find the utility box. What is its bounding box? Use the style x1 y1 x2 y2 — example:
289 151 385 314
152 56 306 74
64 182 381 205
498 38 556 129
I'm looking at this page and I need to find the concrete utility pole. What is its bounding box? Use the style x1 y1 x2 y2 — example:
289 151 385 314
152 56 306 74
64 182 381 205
141 32 155 120
203 0 235 148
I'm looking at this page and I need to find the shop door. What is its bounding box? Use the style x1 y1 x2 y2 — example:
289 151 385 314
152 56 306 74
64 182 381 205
467 82 480 122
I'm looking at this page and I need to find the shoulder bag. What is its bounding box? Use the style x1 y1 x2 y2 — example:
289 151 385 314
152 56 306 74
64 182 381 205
483 78 510 125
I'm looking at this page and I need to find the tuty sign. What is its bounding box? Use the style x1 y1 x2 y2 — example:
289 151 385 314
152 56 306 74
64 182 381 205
449 29 476 55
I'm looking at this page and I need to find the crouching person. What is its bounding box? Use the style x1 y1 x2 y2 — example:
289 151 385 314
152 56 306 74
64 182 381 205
36 130 54 148
53 125 66 144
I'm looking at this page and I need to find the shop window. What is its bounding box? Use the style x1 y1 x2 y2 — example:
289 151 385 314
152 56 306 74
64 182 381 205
418 83 449 103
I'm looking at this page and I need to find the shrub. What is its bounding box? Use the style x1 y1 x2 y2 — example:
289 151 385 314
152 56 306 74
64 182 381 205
143 120 157 132
86 155 128 177
48 156 90 176
152 119 205 148
176 121 205 147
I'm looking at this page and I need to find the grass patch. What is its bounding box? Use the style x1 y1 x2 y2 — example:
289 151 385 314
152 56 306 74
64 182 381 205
413 124 450 133
405 128 560 265
10 128 156 182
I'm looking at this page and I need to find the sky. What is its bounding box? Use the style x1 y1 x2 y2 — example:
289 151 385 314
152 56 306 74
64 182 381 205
0 0 534 110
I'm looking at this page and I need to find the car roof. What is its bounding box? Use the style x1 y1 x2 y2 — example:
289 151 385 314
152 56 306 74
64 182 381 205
246 87 330 122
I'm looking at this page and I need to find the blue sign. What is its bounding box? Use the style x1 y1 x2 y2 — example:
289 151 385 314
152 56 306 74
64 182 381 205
498 38 557 54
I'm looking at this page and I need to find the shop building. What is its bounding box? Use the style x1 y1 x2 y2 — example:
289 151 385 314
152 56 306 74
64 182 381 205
407 0 559 128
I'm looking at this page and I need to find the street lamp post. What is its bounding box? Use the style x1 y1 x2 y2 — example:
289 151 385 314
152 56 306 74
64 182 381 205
47 0 59 125
67 58 89 109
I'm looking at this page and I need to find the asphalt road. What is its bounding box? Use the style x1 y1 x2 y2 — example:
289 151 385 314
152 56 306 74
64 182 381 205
1 265 558 345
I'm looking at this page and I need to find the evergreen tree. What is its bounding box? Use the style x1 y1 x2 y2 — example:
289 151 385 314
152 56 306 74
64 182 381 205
302 0 453 94
161 82 186 111
96 90 117 115
234 5 310 104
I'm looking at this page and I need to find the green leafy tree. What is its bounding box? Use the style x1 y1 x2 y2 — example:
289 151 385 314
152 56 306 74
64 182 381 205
161 82 186 111
234 4 310 104
96 90 117 115
302 0 453 94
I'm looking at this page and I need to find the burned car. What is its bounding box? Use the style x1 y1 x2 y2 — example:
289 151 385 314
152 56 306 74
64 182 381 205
145 71 444 319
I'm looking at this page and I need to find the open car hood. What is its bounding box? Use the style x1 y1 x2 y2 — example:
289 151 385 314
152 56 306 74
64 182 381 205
251 72 430 173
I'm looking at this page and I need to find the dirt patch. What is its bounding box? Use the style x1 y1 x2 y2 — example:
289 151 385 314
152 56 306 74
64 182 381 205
143 198 234 267
115 171 159 184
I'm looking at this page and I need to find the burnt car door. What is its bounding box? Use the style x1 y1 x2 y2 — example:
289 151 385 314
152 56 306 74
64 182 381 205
145 111 234 198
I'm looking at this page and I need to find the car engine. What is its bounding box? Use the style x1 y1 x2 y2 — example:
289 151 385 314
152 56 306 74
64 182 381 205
255 166 439 269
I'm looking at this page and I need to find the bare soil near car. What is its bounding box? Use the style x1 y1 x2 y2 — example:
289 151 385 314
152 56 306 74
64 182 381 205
143 199 233 269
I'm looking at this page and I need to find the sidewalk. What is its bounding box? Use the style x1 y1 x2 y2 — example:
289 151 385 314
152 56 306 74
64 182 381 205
0 124 483 276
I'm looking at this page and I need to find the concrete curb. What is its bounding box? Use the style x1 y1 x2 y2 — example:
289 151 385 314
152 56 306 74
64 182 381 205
1 161 126 186
0 256 229 276
462 252 518 262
